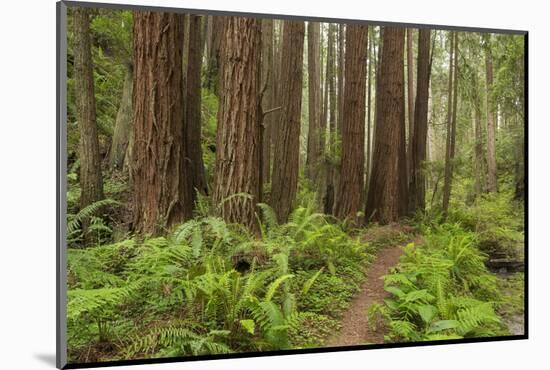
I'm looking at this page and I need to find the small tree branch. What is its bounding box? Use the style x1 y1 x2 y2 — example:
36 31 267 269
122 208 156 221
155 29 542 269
263 106 282 117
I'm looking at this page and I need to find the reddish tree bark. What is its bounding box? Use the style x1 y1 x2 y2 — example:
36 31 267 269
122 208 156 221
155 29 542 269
365 27 407 224
213 17 262 232
270 20 305 223
131 11 192 233
333 25 368 221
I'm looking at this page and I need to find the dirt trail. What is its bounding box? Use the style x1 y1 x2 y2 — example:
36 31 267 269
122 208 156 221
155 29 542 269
326 245 404 346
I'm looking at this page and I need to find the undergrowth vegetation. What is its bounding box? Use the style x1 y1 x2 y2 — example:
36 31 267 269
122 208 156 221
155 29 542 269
66 188 524 361
67 198 378 362
368 191 524 342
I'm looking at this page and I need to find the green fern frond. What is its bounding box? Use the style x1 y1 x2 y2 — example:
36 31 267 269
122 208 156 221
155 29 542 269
67 198 121 235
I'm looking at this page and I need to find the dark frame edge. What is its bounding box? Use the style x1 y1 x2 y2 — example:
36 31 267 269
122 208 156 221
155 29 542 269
63 335 527 369
62 0 527 35
523 32 529 339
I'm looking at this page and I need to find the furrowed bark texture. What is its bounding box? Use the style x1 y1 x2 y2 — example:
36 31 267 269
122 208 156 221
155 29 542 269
131 11 192 234
213 17 262 232
73 7 104 209
365 27 407 224
270 20 305 223
333 25 368 221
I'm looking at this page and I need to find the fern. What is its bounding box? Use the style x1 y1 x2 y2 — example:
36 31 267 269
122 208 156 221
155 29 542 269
377 223 507 342
67 198 121 235
257 203 279 234
126 325 231 358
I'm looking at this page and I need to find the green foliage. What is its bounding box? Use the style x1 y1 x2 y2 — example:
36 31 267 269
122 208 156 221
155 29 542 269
125 325 231 358
497 273 524 319
373 224 506 342
65 11 525 361
67 198 121 246
446 191 524 258
66 205 368 361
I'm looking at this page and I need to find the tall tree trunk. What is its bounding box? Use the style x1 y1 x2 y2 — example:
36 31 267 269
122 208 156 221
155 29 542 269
337 24 345 133
366 28 373 184
485 36 498 193
406 28 415 185
334 23 345 194
110 65 134 170
201 16 208 62
261 19 275 190
370 27 383 181
323 24 337 215
442 32 459 216
186 15 208 200
333 25 368 221
408 29 431 213
321 24 329 156
213 17 262 232
131 11 192 233
205 16 223 94
306 21 322 182
270 20 305 223
269 20 284 189
473 100 486 195
365 27 407 224
182 15 190 103
73 8 104 210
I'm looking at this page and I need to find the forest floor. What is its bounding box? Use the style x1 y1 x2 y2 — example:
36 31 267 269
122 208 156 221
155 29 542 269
326 231 422 346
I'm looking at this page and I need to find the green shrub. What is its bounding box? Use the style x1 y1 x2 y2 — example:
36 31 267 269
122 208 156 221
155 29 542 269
374 224 506 342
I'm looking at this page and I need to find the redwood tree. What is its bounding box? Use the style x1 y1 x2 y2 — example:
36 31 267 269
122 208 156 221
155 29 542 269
131 11 192 233
73 7 104 209
333 25 368 221
306 21 322 182
185 15 208 199
110 65 133 170
485 35 498 193
406 28 415 183
365 27 407 224
270 20 305 223
212 17 262 231
442 32 459 216
260 19 275 191
408 29 431 213
323 23 337 215
205 16 224 94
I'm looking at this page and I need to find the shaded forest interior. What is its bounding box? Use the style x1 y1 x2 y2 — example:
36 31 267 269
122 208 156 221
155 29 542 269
66 7 525 363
